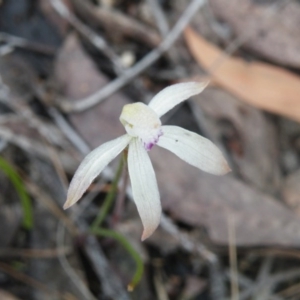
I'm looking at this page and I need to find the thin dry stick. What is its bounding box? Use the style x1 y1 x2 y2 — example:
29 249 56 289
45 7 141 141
56 221 97 300
251 248 300 260
72 0 161 47
0 44 13 56
59 0 206 112
80 224 131 300
225 268 282 300
153 268 169 300
224 269 253 289
47 107 90 155
160 213 216 263
48 107 115 186
160 214 225 300
239 268 300 300
45 134 130 299
0 124 77 173
146 0 169 37
49 0 123 73
206 0 293 76
227 213 239 300
0 32 56 55
0 262 73 300
59 0 290 113
0 247 71 258
146 0 180 64
0 86 73 151
47 0 155 103
55 196 130 299
46 141 70 188
255 257 274 300
45 130 109 300
0 126 55 158
42 126 102 300
24 180 77 235
276 281 300 298
0 139 7 152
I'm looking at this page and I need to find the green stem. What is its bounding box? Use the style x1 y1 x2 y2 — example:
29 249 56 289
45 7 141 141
91 155 124 232
92 228 144 291
0 156 33 229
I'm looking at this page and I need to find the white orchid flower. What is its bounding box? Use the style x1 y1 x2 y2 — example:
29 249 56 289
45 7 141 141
64 82 230 240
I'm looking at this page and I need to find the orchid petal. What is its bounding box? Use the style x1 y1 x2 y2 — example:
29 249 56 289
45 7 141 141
64 134 132 209
128 138 161 241
148 82 208 117
157 126 231 175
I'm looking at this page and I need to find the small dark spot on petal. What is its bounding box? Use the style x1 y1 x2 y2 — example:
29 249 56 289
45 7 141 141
175 139 178 142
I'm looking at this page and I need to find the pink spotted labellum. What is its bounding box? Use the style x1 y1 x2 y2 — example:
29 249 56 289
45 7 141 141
64 82 230 240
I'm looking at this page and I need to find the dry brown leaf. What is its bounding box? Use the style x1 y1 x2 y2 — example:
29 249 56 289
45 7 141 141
184 26 300 123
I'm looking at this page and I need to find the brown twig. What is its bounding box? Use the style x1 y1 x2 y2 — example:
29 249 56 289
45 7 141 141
276 281 300 298
247 248 300 260
0 95 74 150
81 231 131 300
146 0 169 37
0 125 52 157
239 268 300 300
202 0 293 76
0 32 56 55
72 0 161 47
44 138 130 299
0 247 71 258
0 262 75 300
0 125 77 172
56 221 98 300
49 0 124 73
25 180 77 235
227 213 239 300
0 44 13 56
47 107 90 155
159 214 226 300
59 0 206 112
254 257 274 300
153 265 170 300
146 0 181 65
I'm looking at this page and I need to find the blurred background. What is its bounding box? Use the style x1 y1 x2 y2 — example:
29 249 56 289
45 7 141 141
1 0 300 299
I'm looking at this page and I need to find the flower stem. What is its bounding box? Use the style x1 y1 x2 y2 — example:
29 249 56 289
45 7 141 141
90 151 143 289
92 227 144 291
91 155 124 232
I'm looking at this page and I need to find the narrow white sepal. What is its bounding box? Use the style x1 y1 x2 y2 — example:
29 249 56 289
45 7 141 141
128 138 161 241
64 134 132 209
148 81 208 117
157 126 231 175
